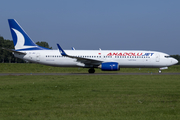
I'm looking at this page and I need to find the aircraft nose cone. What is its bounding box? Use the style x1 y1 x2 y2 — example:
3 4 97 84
172 58 178 65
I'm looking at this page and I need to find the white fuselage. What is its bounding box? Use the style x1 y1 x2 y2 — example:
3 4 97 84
8 19 178 73
14 49 177 68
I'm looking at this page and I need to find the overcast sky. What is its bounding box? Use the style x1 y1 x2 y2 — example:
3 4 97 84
0 0 180 55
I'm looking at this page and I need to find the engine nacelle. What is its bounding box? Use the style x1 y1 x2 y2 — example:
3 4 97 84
99 62 120 71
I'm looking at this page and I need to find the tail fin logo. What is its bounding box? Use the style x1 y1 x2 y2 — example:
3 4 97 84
9 19 50 51
12 28 36 50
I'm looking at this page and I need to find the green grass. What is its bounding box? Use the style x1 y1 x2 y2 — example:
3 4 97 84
0 75 180 120
0 63 180 73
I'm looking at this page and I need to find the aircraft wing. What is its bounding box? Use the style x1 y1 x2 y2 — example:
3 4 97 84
57 44 102 66
1 48 26 55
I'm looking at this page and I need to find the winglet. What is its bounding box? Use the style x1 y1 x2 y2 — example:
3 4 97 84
57 44 67 56
71 47 75 50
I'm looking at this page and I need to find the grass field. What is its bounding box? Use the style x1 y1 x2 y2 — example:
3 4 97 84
0 63 180 73
0 63 180 119
0 75 180 120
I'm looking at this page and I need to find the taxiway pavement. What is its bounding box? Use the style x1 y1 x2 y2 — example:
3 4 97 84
0 73 180 76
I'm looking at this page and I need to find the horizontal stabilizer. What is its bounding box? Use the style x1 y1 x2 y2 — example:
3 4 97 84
2 47 26 55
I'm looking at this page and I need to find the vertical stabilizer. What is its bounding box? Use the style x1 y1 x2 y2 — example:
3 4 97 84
8 19 37 50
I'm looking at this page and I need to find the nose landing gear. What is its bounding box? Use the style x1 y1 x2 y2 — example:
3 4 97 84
159 67 168 73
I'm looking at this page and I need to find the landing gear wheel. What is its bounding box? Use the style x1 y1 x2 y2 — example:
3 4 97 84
158 70 161 73
88 68 95 73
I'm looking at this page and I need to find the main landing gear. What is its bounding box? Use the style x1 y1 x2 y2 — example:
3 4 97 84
88 68 95 73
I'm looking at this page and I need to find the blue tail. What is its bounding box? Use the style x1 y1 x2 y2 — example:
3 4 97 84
8 19 50 51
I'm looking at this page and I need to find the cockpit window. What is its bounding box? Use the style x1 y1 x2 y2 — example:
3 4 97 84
165 56 171 58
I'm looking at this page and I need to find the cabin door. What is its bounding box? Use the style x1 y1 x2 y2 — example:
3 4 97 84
36 53 40 61
156 53 160 62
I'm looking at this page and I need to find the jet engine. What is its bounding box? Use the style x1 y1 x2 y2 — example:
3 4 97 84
99 62 120 71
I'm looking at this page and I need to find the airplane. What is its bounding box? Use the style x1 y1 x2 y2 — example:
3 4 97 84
4 19 178 73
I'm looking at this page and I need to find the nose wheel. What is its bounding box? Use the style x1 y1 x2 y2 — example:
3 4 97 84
88 68 95 73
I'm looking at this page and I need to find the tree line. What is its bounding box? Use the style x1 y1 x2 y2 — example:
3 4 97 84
0 36 180 64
